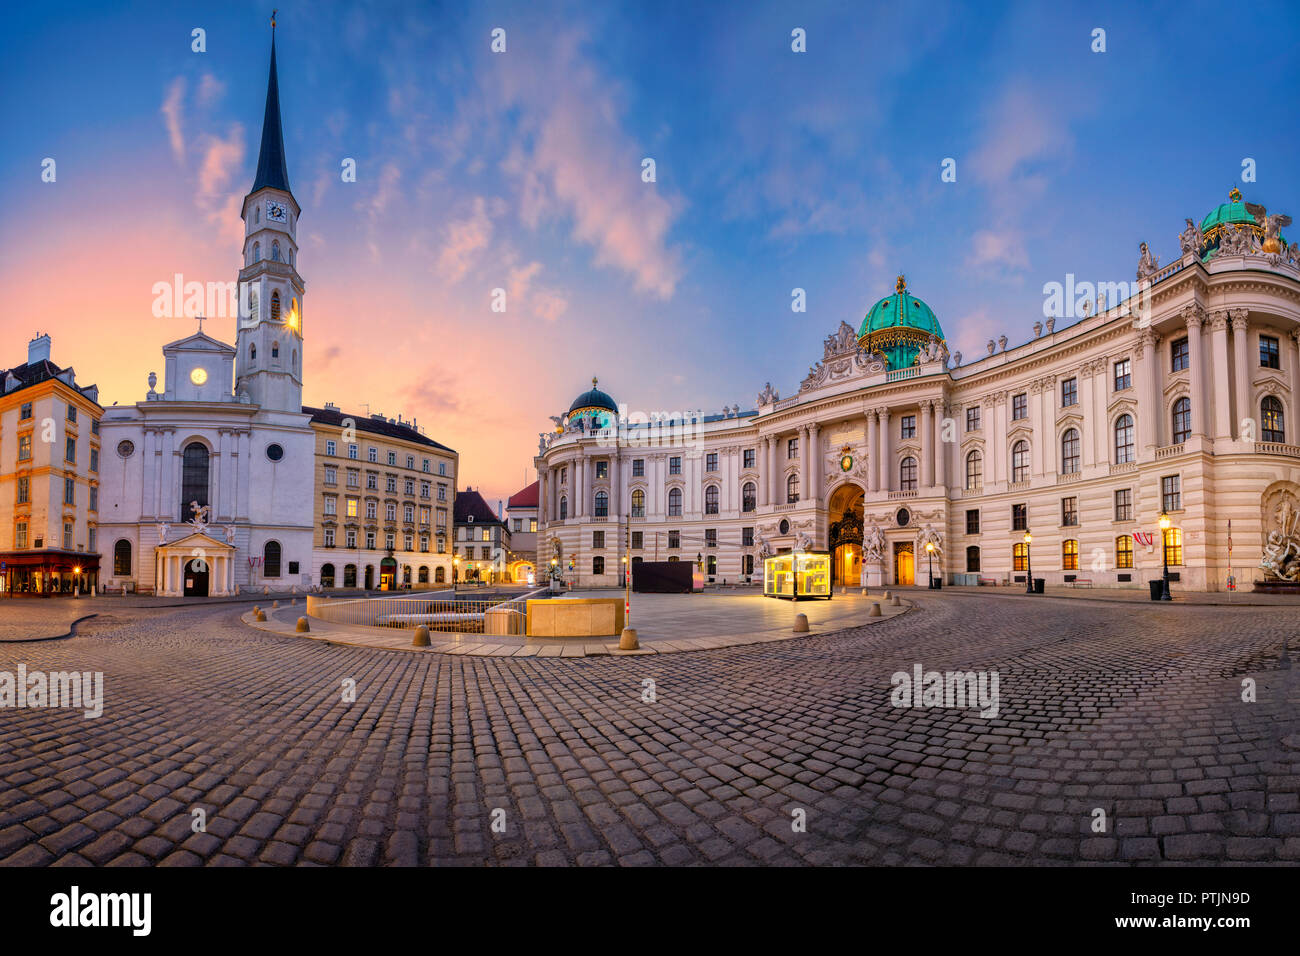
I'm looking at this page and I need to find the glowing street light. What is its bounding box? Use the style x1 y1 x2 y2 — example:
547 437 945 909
1023 531 1034 595
1158 512 1172 601
924 541 935 589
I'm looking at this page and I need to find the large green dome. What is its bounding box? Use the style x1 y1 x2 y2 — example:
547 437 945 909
1200 187 1256 233
858 275 946 369
565 377 618 430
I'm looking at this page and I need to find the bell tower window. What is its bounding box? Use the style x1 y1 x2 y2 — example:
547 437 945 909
271 290 281 321
253 242 260 262
272 240 281 262
272 342 280 359
250 344 257 361
255 206 260 224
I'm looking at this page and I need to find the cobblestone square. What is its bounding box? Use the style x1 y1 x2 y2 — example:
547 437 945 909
1 592 1297 866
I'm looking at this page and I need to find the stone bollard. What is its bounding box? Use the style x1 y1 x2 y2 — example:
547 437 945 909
793 613 809 633
412 625 431 647
264 586 270 596
619 627 639 650
253 609 267 622
890 594 901 607
272 600 279 609
296 617 310 633
869 602 882 616
883 590 892 601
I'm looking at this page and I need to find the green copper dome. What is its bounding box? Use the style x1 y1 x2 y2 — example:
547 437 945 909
1200 187 1256 233
565 377 618 430
857 275 946 369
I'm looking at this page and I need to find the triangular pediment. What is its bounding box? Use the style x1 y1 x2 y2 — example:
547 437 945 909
161 331 237 355
158 530 236 552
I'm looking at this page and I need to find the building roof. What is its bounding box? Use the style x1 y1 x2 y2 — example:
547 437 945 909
302 405 455 453
454 488 504 526
2 358 100 405
249 34 292 198
508 481 539 508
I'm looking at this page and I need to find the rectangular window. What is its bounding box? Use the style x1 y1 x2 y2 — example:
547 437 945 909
348 444 358 460
347 470 360 488
368 447 378 463
1162 475 1181 512
631 531 643 550
366 474 377 490
65 477 75 504
966 509 979 535
1012 503 1028 532
966 406 981 431
439 462 446 476
1062 540 1079 571
88 527 96 551
346 530 357 548
705 452 718 472
66 437 76 463
17 476 29 504
90 487 98 511
596 460 608 479
438 484 447 501
64 522 73 550
67 404 77 423
1012 394 1028 420
530 519 537 532
406 455 415 469
706 529 717 548
668 530 680 549
1060 377 1077 407
89 448 98 473
420 507 430 524
20 402 32 421
325 466 338 486
403 504 414 523
91 418 99 436
326 439 336 456
387 451 396 466
480 528 490 542
743 449 755 469
18 434 32 462
1261 335 1280 369
324 528 336 547
1171 338 1189 372
742 526 754 547
966 546 981 573
787 438 798 459
1013 543 1027 572
403 533 413 551
1062 496 1078 527
633 458 644 477
1114 358 1131 391
324 496 337 515
1164 527 1184 566
346 497 359 518
669 457 682 475
386 476 397 493
404 478 415 495
1114 488 1132 522
423 459 431 473
16 522 27 549
386 533 396 550
513 519 522 532
593 530 605 549
1116 536 1133 569
901 415 916 439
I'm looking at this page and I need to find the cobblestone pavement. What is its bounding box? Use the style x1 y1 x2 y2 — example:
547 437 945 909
0 594 1297 866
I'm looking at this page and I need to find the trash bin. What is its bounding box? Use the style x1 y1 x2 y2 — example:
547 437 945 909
1033 578 1045 594
1148 579 1163 601
931 577 943 590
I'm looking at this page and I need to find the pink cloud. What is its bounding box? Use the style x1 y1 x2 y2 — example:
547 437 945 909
160 77 186 162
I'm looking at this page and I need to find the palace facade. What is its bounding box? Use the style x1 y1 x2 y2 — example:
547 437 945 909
535 192 1300 591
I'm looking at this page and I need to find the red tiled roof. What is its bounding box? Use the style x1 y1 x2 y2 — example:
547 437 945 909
507 481 539 508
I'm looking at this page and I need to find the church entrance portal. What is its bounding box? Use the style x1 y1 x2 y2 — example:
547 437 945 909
828 483 865 586
184 557 210 597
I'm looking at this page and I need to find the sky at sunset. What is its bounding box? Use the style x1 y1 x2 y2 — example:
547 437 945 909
3 1 1298 505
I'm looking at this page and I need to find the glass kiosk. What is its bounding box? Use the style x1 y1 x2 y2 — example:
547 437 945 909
763 552 832 600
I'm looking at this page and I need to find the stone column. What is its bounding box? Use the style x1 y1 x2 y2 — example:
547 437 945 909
141 428 156 518
1291 331 1300 435
1136 331 1157 453
989 397 1005 484
878 409 892 491
1230 310 1250 439
1209 311 1232 440
236 430 251 520
920 401 934 488
933 401 947 490
161 429 176 520
865 411 878 493
610 454 620 516
808 423 820 502
758 438 769 507
1185 306 1207 438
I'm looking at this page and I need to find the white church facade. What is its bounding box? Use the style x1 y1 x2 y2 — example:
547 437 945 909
96 30 315 596
536 190 1300 593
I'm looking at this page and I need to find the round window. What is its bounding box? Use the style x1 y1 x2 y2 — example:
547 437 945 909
778 519 790 535
266 443 284 462
896 508 911 527
117 440 135 458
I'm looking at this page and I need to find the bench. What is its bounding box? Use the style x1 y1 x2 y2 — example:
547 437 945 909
1067 578 1093 588
978 576 998 587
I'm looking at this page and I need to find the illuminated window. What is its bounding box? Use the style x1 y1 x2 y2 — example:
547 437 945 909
1013 542 1027 571
1262 397 1284 443
1116 535 1133 569
1163 528 1183 566
1062 539 1079 571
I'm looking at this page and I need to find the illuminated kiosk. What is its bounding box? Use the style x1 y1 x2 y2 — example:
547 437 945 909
763 552 832 600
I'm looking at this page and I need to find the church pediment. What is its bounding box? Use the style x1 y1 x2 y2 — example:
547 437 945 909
157 530 236 553
162 331 237 355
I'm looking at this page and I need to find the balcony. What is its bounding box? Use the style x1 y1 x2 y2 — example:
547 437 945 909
1256 441 1300 458
888 489 918 500
1155 443 1185 460
1008 480 1031 492
886 367 921 383
1057 471 1081 484
1109 461 1138 475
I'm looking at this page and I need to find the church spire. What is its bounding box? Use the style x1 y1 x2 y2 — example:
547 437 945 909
250 16 292 196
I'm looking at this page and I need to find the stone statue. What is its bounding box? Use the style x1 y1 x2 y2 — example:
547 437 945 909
757 382 779 406
1136 241 1160 279
1097 291 1107 311
756 534 773 560
1080 298 1092 317
1246 203 1292 254
538 433 548 455
1179 218 1204 258
796 531 815 552
157 522 170 542
547 414 565 431
188 501 210 529
952 351 962 367
863 525 886 563
918 523 943 555
1261 493 1300 581
224 525 236 544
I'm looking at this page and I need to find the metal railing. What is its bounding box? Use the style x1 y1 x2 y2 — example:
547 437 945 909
306 587 544 633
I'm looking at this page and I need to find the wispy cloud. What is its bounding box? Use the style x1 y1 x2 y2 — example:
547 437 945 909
161 77 186 162
435 195 496 283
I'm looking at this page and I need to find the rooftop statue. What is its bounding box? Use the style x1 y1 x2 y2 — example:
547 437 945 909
1179 218 1204 258
1136 241 1160 280
1245 203 1293 254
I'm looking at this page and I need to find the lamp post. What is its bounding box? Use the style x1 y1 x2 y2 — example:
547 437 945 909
1023 531 1034 594
1158 511 1172 601
924 542 935 589
73 565 81 599
452 556 459 593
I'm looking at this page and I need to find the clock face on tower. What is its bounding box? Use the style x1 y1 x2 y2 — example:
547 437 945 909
266 200 287 223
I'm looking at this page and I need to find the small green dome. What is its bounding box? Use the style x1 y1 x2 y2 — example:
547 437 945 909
566 377 618 429
857 276 946 369
1200 187 1255 232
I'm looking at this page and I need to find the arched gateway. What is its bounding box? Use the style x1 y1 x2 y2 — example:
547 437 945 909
828 483 865 586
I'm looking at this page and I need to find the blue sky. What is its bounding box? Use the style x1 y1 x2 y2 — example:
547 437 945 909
2 0 1298 501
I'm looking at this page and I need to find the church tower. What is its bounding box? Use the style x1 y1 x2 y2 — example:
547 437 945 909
235 18 304 413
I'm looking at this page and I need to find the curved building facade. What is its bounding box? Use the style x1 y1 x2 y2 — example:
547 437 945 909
535 194 1300 592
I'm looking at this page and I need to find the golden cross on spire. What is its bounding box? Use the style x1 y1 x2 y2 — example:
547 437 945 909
592 376 598 388
271 9 278 29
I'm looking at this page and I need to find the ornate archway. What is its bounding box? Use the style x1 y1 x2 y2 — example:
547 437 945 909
828 483 865 586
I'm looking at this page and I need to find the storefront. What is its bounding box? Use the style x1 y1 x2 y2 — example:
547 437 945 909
0 551 99 596
762 551 832 600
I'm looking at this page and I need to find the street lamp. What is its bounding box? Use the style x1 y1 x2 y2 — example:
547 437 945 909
1023 531 1034 595
73 565 81 599
1158 511 1172 601
452 555 460 593
924 542 935 589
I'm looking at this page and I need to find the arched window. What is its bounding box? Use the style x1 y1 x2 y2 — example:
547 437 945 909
1011 440 1029 482
668 487 683 515
179 442 209 521
1115 535 1133 569
113 539 132 576
271 240 281 262
1061 428 1080 474
320 563 336 587
742 481 756 513
965 449 982 490
593 556 605 575
418 566 428 583
249 343 257 361
1172 397 1191 444
435 566 446 583
271 341 280 359
1163 527 1183 566
1012 542 1028 571
1062 539 1079 571
263 541 281 577
1262 396 1285 443
1114 414 1135 463
965 545 980 573
288 248 294 266
704 485 719 515
255 206 260 225
270 290 281 321
631 489 645 517
594 490 608 517
402 566 412 584
786 474 799 503
899 456 917 491
252 241 260 262
559 496 568 520
343 564 357 588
